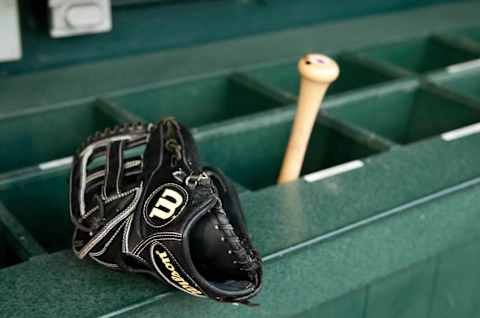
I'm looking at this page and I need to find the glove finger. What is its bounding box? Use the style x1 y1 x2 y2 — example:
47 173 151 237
103 140 125 198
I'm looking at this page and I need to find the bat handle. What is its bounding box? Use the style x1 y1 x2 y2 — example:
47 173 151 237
277 54 339 184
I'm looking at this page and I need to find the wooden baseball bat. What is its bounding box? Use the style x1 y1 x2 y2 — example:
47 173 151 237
277 54 340 184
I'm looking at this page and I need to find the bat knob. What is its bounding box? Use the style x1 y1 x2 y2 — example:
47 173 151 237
298 54 340 84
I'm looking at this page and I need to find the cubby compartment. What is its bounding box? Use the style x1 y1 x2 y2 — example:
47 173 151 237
430 69 480 101
197 118 382 190
357 37 479 74
243 56 397 98
108 74 288 127
0 229 22 269
325 85 480 145
0 102 119 174
0 171 71 253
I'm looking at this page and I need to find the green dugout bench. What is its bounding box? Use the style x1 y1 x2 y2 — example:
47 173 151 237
2 1 480 317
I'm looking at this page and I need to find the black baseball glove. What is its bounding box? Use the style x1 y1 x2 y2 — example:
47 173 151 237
69 118 262 304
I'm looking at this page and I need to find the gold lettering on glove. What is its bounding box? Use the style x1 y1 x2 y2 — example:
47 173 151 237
156 250 203 295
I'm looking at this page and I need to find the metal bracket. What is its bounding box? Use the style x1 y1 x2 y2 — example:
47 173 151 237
49 0 112 38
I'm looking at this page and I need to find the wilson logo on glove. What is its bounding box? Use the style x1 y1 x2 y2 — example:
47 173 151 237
151 244 204 297
144 183 188 227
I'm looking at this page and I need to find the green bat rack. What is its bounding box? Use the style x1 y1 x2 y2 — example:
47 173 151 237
1 1 480 317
